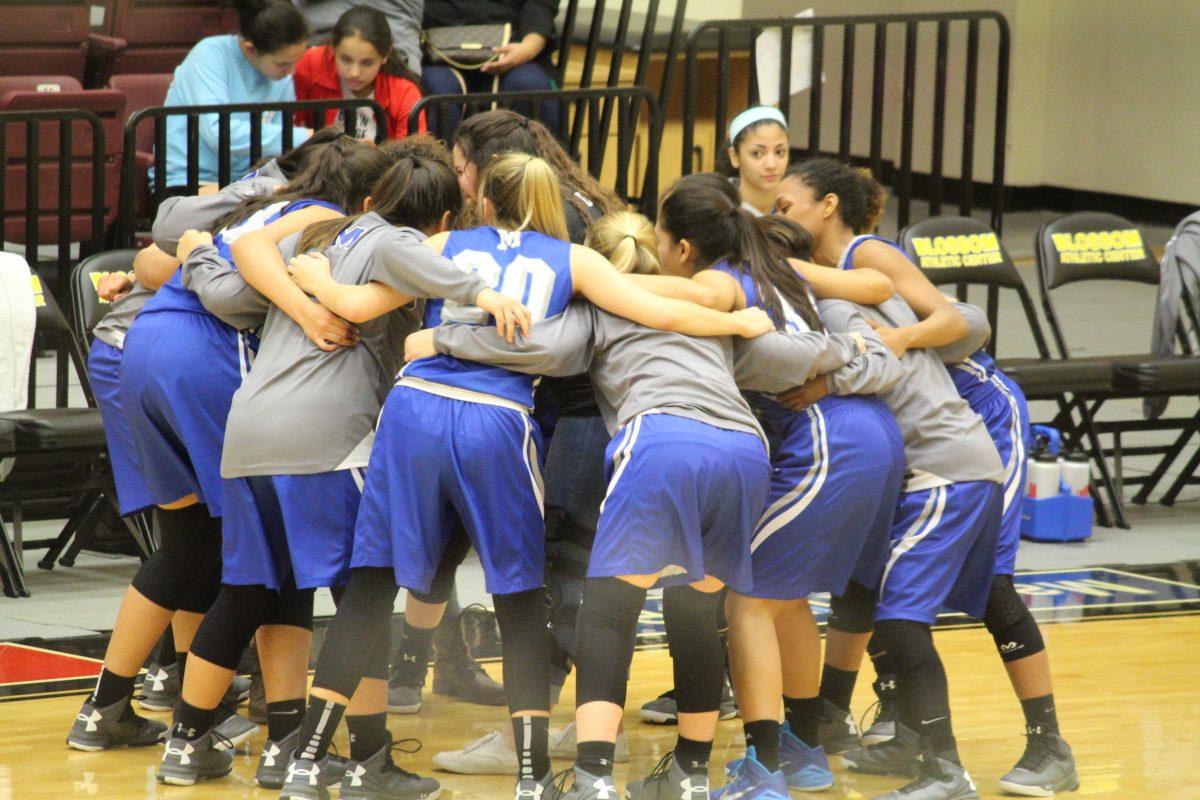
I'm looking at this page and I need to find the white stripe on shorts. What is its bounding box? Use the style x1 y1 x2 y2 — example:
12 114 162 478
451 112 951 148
990 374 1026 515
520 414 545 516
751 404 829 552
599 413 644 515
350 467 365 493
878 485 947 595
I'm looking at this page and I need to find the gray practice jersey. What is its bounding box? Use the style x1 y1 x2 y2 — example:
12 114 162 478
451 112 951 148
433 300 872 445
221 213 489 477
91 167 286 349
819 297 1004 490
936 301 993 365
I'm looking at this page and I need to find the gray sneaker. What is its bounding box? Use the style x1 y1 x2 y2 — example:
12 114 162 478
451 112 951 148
213 703 258 750
228 675 252 705
387 681 423 715
639 679 737 725
139 662 181 711
997 730 1079 797
818 697 862 754
624 753 709 799
279 751 348 800
862 700 899 747
339 743 441 799
156 729 234 786
257 726 301 789
67 696 168 751
514 769 567 800
843 722 921 778
560 767 617 800
870 754 980 800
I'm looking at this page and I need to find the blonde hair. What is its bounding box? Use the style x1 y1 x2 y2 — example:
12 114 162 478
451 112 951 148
585 211 661 275
478 153 569 242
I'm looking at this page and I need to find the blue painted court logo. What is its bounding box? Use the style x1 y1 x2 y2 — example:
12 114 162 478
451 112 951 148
634 567 1200 644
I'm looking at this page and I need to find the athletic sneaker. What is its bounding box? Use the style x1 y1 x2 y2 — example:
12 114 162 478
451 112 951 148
431 610 506 706
624 752 709 799
157 728 234 785
842 722 921 778
432 730 517 774
818 697 861 754
559 766 617 800
138 662 180 711
515 769 568 799
339 742 441 799
711 747 789 800
279 751 346 800
870 754 980 800
862 700 899 746
213 702 258 750
549 721 630 763
387 653 426 715
256 726 300 789
638 676 738 725
997 729 1079 797
779 722 835 791
67 696 168 751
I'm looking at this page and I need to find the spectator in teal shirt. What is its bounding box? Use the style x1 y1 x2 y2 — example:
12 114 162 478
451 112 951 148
162 0 314 190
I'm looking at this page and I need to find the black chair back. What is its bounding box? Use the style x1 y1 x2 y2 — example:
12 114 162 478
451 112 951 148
72 249 137 342
1036 212 1159 290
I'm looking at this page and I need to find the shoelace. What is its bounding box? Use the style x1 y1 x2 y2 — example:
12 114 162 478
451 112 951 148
1013 733 1058 772
858 698 895 735
550 766 575 795
643 750 676 781
210 729 234 751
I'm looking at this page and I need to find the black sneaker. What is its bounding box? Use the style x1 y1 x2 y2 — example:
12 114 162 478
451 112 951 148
388 648 427 715
997 728 1079 796
872 752 980 799
431 609 505 706
339 741 441 799
818 697 862 754
157 728 234 786
842 721 921 778
67 696 168 751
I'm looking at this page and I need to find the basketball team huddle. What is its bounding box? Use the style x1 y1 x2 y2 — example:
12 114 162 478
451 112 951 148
65 106 1081 800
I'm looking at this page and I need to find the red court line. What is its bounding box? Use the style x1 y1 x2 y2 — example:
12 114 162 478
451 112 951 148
0 643 103 685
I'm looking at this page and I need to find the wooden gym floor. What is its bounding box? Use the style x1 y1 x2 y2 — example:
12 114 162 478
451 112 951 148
1 612 1197 799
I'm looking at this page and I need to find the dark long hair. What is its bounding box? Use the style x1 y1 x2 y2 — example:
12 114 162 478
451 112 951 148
298 152 462 252
756 215 814 263
267 126 347 179
784 158 887 234
330 5 421 83
212 137 391 232
227 0 308 54
659 174 823 332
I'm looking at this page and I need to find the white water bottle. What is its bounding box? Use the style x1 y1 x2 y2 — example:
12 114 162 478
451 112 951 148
1026 450 1060 499
1059 448 1090 497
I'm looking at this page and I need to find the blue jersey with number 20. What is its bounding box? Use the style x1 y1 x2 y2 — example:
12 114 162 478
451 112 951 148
403 226 575 407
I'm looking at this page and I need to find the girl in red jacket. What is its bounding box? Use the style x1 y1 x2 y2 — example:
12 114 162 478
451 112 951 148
294 5 426 140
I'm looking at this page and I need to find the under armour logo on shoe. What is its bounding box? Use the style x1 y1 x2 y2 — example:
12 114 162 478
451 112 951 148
287 761 320 786
166 741 194 766
261 742 281 767
591 777 613 799
401 654 419 663
147 668 168 691
347 764 367 787
77 710 103 733
515 784 544 799
679 776 708 797
879 679 897 691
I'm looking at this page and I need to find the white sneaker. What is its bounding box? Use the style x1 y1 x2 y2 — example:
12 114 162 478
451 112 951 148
432 730 517 775
548 722 629 763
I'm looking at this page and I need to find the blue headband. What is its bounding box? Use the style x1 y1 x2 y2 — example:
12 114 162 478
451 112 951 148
729 106 788 143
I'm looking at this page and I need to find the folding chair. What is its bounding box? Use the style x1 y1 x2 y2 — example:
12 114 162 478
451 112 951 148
899 215 1125 527
1034 212 1200 515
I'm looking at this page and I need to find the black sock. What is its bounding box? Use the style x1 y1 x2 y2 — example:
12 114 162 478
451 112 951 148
577 740 616 778
819 665 857 711
266 698 305 741
674 736 712 777
394 621 436 680
157 630 178 667
172 699 217 741
783 695 821 748
512 715 550 781
299 698 346 761
92 668 136 708
743 719 780 771
347 712 389 762
176 652 188 686
1020 693 1059 735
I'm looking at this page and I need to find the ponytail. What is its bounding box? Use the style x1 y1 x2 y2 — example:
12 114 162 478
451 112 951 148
585 211 661 275
479 153 569 242
660 175 822 332
227 0 307 54
784 158 887 234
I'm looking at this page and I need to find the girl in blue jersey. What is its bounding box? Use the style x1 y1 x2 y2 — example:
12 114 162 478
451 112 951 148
778 158 1077 797
66 139 388 757
633 175 905 799
279 153 775 800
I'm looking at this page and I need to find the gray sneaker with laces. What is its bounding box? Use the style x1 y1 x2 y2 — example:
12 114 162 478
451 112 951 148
843 721 921 778
997 729 1079 797
338 742 441 799
67 696 168 751
156 728 234 786
625 753 709 800
870 754 980 800
559 767 618 800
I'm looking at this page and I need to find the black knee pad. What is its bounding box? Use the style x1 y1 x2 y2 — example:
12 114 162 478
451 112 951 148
133 505 221 611
262 585 316 630
312 567 400 699
983 575 1044 662
873 618 935 675
363 624 391 681
493 588 551 713
410 525 470 605
574 577 645 708
189 584 275 670
828 581 877 634
663 585 725 715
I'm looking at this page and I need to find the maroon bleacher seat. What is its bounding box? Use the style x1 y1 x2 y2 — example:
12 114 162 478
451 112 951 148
0 79 125 248
95 0 235 82
0 0 97 83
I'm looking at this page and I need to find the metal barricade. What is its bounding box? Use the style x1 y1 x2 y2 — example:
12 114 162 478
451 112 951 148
409 87 662 218
682 12 1010 232
117 98 386 245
